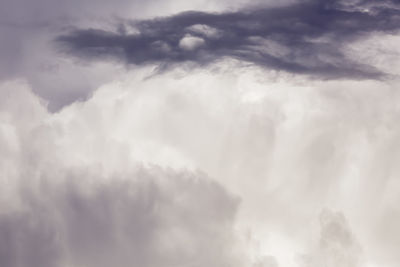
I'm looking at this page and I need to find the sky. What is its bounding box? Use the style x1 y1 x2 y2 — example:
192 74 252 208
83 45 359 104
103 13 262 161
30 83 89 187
1 0 400 267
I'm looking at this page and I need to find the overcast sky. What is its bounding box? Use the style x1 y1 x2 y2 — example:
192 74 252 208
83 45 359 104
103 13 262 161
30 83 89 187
1 0 400 267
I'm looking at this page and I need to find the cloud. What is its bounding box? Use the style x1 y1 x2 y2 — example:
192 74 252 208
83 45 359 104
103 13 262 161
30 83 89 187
2 63 400 267
0 0 249 111
186 24 221 38
57 0 400 79
179 35 205 51
0 167 242 267
2 0 399 111
2 0 400 266
298 210 363 267
0 80 246 267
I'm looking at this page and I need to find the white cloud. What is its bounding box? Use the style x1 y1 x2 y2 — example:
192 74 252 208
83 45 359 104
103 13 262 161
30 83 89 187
179 35 205 51
1 60 400 267
297 210 363 267
0 81 246 267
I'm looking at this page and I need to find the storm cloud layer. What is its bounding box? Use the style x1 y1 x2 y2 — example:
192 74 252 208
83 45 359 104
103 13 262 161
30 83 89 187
57 0 400 79
0 0 239 110
1 0 400 266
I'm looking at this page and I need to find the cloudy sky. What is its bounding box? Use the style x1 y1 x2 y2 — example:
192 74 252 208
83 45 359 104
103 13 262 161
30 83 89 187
1 0 400 266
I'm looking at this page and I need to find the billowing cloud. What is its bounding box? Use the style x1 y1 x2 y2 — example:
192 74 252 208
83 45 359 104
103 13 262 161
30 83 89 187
0 167 242 267
2 62 400 266
57 0 400 79
0 80 246 267
2 0 400 266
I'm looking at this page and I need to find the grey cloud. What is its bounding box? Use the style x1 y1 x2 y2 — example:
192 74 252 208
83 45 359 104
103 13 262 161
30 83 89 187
298 210 363 267
57 0 400 79
253 256 279 267
0 0 222 111
0 167 240 267
0 80 245 267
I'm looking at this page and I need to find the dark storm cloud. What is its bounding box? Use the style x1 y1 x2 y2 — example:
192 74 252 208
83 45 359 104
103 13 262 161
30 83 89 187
0 167 240 267
0 0 172 111
57 0 400 79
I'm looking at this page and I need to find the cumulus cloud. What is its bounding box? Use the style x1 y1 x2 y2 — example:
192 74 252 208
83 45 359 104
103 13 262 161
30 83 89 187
0 81 245 267
57 0 400 79
2 62 400 266
3 0 400 266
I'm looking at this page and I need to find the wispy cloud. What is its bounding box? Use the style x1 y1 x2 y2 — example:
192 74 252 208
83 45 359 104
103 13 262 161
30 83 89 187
57 0 400 79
